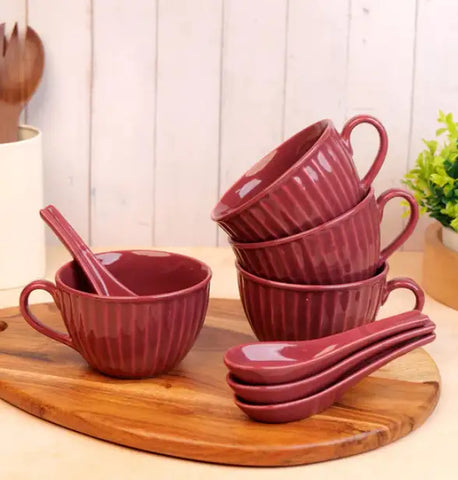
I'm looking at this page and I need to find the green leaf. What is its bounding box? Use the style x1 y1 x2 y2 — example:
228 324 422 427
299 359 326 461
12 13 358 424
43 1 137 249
451 218 458 231
445 159 458 179
422 139 438 154
403 110 458 229
431 173 448 187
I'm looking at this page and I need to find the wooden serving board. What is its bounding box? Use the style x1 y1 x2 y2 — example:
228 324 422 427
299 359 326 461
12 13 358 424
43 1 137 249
0 299 440 467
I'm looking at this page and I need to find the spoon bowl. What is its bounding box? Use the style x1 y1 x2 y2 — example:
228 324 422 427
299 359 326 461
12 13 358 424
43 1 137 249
234 332 436 423
227 320 435 404
224 310 429 385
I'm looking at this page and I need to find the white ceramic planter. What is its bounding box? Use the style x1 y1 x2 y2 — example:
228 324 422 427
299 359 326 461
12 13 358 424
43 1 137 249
0 126 45 289
442 224 458 253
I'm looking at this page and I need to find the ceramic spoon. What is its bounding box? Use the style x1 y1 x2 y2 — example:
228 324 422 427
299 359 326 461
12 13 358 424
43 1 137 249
40 205 137 296
224 310 429 385
235 332 436 423
227 320 435 404
0 23 44 143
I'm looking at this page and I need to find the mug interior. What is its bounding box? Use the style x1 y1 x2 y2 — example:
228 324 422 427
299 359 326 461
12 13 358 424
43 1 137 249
213 120 328 219
57 250 211 296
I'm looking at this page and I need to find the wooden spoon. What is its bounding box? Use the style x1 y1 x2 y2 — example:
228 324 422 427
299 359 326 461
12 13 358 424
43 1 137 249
40 205 137 297
0 23 44 143
227 320 435 404
224 310 429 385
235 332 436 423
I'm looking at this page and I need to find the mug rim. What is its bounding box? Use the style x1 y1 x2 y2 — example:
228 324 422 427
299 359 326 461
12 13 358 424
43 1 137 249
211 119 334 222
54 249 212 302
236 260 388 291
231 188 375 249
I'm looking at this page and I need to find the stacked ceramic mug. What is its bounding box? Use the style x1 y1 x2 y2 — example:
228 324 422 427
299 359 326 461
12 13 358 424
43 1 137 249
212 115 424 341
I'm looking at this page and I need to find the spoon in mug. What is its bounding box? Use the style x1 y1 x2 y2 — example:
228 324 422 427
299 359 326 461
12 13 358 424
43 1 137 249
227 319 435 404
40 205 137 296
224 310 428 385
235 331 436 423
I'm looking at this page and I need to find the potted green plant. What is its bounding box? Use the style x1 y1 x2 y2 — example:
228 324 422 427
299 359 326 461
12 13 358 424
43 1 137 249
403 111 458 252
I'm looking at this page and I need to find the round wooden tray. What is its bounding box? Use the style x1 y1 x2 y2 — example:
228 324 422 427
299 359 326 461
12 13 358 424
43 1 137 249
0 299 440 467
423 222 458 310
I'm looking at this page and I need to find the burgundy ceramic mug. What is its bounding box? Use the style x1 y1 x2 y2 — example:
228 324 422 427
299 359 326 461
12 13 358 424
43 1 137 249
236 262 424 341
212 115 388 242
19 250 212 378
230 188 418 284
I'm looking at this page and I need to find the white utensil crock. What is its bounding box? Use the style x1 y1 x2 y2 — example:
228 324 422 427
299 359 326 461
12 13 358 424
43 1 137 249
0 126 45 289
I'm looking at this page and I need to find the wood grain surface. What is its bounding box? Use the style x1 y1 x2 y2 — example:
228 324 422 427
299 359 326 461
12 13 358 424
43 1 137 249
0 299 440 466
423 222 458 311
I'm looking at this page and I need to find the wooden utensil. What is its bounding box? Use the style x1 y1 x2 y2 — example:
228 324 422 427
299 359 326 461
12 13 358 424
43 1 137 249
235 332 436 423
0 23 44 143
227 320 436 404
224 310 429 385
40 205 137 296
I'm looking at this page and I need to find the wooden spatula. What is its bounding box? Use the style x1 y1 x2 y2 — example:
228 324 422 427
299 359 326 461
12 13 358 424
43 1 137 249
0 23 44 143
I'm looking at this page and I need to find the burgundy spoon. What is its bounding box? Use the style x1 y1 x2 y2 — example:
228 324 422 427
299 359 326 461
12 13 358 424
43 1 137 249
225 310 430 384
234 332 436 423
228 320 435 404
40 205 136 296
224 310 428 385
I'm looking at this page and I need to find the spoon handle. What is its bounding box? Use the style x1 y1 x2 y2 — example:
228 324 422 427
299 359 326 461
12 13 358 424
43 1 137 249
228 320 436 405
40 205 136 296
235 332 436 423
0 102 21 143
225 310 430 385
288 310 430 378
299 309 427 355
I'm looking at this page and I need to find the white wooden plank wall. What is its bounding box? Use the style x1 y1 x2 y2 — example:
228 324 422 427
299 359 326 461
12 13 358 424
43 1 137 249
91 0 156 246
1 0 25 36
405 0 458 250
155 0 221 246
1 0 457 249
27 0 92 243
218 0 287 245
345 0 416 249
284 0 349 137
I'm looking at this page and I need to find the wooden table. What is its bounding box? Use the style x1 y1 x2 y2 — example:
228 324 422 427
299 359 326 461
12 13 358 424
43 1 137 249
0 247 456 479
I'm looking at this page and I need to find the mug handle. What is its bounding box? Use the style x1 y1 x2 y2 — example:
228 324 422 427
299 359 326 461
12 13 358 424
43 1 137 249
382 277 425 311
340 115 388 190
19 280 75 349
377 188 419 265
